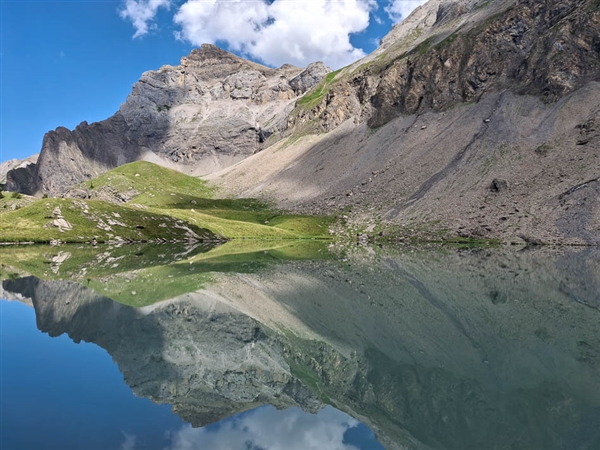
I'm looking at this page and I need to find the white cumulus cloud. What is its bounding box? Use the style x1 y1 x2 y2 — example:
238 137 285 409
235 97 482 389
385 0 428 23
119 0 429 66
173 0 377 69
164 405 363 450
120 0 171 38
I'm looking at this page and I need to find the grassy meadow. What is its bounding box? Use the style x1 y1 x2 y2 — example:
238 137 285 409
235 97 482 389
0 161 333 243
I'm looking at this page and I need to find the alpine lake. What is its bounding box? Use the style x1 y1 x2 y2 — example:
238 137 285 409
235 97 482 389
1 239 599 450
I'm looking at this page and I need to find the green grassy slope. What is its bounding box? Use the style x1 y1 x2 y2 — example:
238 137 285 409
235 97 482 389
90 161 332 238
0 161 333 243
86 160 214 202
0 198 217 243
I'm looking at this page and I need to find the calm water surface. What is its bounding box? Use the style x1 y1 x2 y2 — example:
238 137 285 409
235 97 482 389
1 242 599 450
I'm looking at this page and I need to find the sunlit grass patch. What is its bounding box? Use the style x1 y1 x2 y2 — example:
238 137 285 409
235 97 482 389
0 161 333 243
0 198 217 243
87 160 214 202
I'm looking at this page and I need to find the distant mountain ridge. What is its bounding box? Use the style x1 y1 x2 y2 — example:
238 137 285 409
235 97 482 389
0 155 37 185
5 0 600 244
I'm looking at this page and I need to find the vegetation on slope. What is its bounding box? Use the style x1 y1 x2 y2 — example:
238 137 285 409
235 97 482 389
296 69 342 110
0 161 333 243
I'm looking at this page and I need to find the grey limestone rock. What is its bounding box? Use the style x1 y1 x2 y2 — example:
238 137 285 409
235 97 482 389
490 178 508 192
289 62 332 95
6 44 331 196
379 0 489 49
223 70 267 99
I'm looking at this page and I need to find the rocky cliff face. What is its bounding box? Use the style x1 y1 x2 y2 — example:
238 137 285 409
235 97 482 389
369 0 600 126
5 45 330 195
284 0 599 131
0 155 37 186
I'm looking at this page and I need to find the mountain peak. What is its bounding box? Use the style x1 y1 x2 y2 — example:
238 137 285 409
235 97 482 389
181 43 271 73
183 44 240 64
379 0 503 49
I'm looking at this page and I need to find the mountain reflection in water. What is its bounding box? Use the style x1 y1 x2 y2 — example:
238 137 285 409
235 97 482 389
1 242 599 450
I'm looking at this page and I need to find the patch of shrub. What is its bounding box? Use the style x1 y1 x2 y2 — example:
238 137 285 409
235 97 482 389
11 192 22 199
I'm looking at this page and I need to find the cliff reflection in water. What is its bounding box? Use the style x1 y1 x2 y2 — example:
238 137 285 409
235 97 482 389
2 243 600 450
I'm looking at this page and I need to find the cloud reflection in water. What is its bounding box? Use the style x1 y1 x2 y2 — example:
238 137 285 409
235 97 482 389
161 405 375 450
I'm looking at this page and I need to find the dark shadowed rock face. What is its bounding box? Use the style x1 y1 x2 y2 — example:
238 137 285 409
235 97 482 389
0 155 37 186
5 44 331 196
289 0 600 132
4 164 37 194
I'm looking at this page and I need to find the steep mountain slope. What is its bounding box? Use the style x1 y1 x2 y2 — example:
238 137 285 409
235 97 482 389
5 0 600 244
208 0 600 244
4 45 330 195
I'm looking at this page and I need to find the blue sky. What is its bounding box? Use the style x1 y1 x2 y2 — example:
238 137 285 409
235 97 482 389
0 0 426 162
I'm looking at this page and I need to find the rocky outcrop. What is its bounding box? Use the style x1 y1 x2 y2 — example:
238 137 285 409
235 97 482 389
289 62 332 95
369 0 600 126
5 45 331 196
286 0 600 132
16 115 144 195
0 155 37 186
379 0 487 50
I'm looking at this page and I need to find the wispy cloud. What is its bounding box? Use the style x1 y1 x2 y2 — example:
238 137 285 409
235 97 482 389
164 405 363 450
385 0 428 24
120 432 137 450
119 0 171 38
